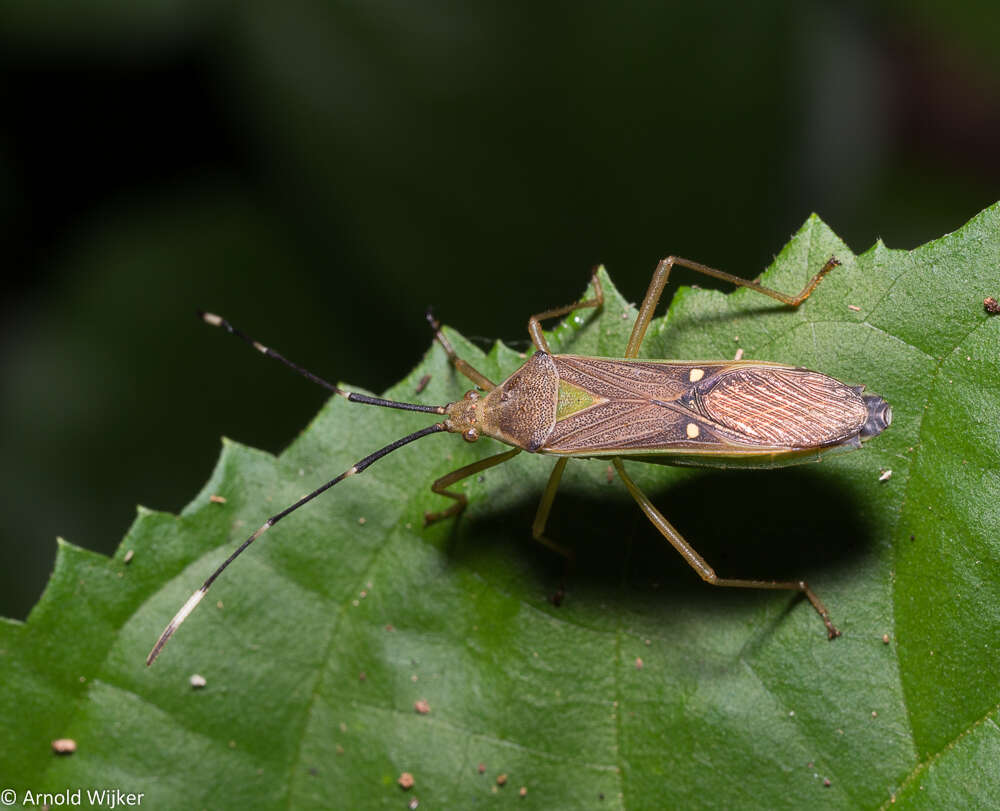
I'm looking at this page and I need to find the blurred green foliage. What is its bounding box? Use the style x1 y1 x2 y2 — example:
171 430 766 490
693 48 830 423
1 1 999 620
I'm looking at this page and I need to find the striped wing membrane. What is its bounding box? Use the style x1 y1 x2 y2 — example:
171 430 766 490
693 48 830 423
700 367 867 447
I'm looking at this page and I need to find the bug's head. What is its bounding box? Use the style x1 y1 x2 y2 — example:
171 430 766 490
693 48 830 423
860 394 892 440
443 352 560 452
444 389 486 443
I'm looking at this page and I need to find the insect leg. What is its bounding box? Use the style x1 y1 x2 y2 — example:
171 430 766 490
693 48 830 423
612 459 841 639
625 255 840 358
424 448 521 524
426 310 497 391
527 271 604 353
531 457 574 559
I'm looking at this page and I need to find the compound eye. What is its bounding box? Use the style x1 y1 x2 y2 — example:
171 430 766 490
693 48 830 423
462 428 479 443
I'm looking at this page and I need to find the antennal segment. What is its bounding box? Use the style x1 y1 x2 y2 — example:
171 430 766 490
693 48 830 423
147 421 447 666
200 311 446 415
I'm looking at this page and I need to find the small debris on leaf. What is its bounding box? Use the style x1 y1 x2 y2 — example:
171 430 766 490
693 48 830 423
847 304 861 312
878 469 892 482
189 673 207 689
408 799 420 810
477 763 486 774
496 773 508 786
882 634 890 644
984 296 1000 314
415 373 432 394
414 699 430 715
635 657 643 670
823 777 832 787
123 549 134 564
733 347 744 361
209 494 227 504
519 786 528 797
52 738 76 754
398 772 415 790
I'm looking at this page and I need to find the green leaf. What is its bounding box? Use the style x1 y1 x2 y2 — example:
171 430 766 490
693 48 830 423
3 207 999 809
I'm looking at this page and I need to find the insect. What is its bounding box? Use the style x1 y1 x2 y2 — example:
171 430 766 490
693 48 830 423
147 255 891 665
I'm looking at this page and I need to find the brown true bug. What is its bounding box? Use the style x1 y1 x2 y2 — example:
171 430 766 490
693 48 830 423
147 256 891 665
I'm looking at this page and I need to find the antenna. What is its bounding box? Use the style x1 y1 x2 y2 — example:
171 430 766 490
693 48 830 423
147 313 453 665
200 311 446 415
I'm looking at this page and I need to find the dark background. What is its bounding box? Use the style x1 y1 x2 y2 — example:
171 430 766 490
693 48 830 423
2 2 998 620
